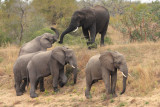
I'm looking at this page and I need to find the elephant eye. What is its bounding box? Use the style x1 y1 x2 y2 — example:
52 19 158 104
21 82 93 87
118 61 121 64
46 38 52 42
46 38 50 41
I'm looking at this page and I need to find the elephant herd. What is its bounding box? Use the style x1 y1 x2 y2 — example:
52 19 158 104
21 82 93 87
13 5 128 99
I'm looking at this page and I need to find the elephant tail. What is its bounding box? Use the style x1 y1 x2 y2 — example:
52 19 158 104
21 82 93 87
51 27 59 40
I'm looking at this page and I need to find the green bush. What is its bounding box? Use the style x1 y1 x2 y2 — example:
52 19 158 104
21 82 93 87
110 1 160 42
0 31 11 46
62 34 87 46
21 15 46 43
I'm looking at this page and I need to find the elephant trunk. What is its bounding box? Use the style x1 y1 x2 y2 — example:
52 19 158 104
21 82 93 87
120 64 128 95
120 76 127 94
50 27 59 40
59 23 77 44
73 67 78 84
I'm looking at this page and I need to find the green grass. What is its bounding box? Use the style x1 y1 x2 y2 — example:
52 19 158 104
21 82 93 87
119 102 126 107
145 101 149 104
62 34 113 47
110 99 114 103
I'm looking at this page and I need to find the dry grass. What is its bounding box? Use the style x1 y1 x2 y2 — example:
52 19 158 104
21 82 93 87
0 27 160 106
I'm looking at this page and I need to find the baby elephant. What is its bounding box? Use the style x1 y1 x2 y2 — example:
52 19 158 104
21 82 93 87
13 52 45 96
85 51 128 99
27 46 78 98
19 27 59 56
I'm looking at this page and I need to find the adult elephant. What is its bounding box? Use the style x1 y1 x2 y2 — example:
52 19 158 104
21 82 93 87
19 27 59 56
27 46 78 98
59 5 110 48
85 51 128 99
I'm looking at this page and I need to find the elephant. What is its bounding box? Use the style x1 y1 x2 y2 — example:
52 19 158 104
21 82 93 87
13 52 45 96
19 27 59 56
27 46 78 98
85 51 128 99
59 5 110 49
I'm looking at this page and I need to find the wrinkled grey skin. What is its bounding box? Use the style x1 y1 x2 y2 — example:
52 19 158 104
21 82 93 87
19 27 59 56
59 5 110 48
85 51 128 99
13 52 45 96
27 46 78 98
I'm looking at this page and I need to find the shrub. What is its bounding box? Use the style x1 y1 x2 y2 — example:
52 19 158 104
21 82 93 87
62 34 87 46
0 31 11 46
110 1 160 42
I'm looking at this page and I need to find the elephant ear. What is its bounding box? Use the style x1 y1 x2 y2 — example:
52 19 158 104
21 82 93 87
51 47 65 65
99 51 114 71
40 33 52 48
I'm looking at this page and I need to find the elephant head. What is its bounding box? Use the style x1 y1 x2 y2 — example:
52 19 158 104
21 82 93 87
59 9 95 44
51 46 78 84
99 51 128 94
40 27 59 48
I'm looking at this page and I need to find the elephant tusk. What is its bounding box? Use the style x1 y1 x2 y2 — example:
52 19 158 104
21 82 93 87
71 65 75 68
122 72 127 77
73 27 78 32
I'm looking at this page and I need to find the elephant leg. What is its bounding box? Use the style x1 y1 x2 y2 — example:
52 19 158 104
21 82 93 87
59 67 67 87
35 79 39 90
29 70 38 98
52 67 59 92
30 78 38 98
85 78 92 99
100 31 106 46
39 77 45 92
100 22 109 46
20 78 27 93
15 80 23 96
88 24 96 45
82 27 90 41
102 68 111 96
111 70 117 98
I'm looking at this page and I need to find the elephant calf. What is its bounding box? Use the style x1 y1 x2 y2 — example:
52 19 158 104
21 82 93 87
19 27 59 56
27 46 78 98
85 51 128 99
13 52 45 96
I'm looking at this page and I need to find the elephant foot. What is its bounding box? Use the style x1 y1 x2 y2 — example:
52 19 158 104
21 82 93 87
40 88 45 92
85 90 92 99
112 93 117 98
100 44 105 47
87 41 92 46
16 91 23 96
88 43 97 50
58 41 63 44
21 89 26 93
85 94 92 99
30 93 38 98
59 82 65 87
105 93 116 100
53 87 59 92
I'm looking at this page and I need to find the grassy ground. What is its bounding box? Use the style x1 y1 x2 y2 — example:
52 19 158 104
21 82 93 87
0 26 160 107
